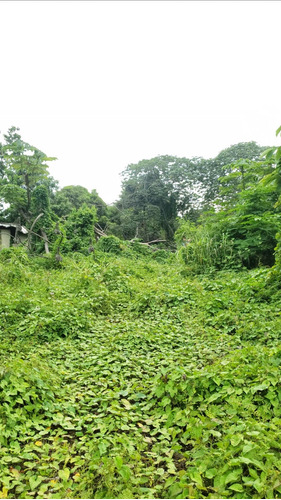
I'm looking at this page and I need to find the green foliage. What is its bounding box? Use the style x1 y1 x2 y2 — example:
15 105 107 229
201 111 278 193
127 240 153 257
0 247 31 284
51 185 109 231
1 125 281 499
31 185 51 225
177 210 280 273
206 141 270 204
223 212 280 268
96 235 124 254
1 251 281 498
0 357 60 424
176 137 281 273
115 143 270 242
0 126 56 224
0 246 29 265
117 155 208 241
175 220 238 273
51 185 92 217
217 158 275 206
63 204 97 254
150 248 173 263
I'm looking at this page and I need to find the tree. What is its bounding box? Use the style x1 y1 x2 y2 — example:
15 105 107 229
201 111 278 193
89 189 109 227
0 126 57 225
116 145 271 242
117 155 208 241
260 125 281 205
51 185 109 230
216 157 275 207
176 131 281 271
204 141 270 205
51 185 91 218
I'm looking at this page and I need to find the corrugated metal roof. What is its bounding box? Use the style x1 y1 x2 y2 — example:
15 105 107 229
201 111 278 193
0 223 28 234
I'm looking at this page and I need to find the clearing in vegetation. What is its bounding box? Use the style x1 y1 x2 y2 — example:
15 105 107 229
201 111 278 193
1 248 281 499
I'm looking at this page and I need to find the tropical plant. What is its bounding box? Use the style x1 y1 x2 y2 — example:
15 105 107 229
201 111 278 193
0 126 57 225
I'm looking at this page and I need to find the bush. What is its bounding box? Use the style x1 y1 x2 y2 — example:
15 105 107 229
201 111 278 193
151 249 173 263
127 240 152 257
0 248 31 284
96 235 123 254
175 221 238 274
0 246 29 265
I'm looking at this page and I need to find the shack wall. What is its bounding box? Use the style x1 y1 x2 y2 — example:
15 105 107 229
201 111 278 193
0 228 11 249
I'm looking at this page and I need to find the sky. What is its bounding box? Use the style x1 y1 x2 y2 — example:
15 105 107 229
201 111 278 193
1 1 281 204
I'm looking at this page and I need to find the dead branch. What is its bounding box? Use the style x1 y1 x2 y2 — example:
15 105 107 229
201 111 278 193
147 239 166 245
27 213 44 251
94 225 107 237
130 239 166 246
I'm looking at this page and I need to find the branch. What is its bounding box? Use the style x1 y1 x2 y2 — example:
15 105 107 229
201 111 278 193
29 213 44 232
130 238 166 246
28 213 44 251
94 225 107 237
146 239 166 245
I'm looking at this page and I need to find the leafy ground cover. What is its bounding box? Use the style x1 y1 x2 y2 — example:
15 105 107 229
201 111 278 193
1 250 281 499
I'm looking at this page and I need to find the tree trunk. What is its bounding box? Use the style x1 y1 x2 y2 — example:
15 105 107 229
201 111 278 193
41 229 50 254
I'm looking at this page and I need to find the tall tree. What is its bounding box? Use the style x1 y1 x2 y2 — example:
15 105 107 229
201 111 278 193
117 145 270 242
0 126 57 225
117 155 208 241
205 141 270 205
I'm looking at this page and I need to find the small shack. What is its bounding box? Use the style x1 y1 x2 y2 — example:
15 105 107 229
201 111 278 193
0 223 28 250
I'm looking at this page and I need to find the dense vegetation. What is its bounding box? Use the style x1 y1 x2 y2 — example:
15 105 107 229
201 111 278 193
1 125 281 499
1 247 281 499
0 126 275 252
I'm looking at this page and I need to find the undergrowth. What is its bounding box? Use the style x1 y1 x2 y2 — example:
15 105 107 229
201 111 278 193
0 249 281 499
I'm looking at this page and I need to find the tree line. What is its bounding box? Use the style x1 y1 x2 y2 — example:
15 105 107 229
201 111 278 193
1 124 280 271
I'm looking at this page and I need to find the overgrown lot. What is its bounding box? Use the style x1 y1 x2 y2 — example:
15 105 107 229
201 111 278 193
1 249 281 499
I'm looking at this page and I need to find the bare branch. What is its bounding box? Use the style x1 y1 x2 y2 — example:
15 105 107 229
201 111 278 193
27 213 44 251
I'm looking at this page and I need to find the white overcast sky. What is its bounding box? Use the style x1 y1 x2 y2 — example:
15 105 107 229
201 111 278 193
1 1 281 204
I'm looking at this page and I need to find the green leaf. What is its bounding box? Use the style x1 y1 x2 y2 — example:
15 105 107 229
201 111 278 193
228 483 244 492
251 383 268 394
119 465 131 482
230 435 242 446
115 456 123 470
207 393 221 403
205 468 217 479
239 457 264 470
276 148 281 161
58 468 70 482
261 148 275 160
29 476 43 490
225 468 242 485
189 469 203 487
168 484 183 498
121 398 132 409
253 478 264 493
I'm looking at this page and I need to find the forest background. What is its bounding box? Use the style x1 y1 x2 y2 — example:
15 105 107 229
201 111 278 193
1 124 281 272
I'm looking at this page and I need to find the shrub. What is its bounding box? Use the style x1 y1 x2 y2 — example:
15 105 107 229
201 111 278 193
0 246 29 265
175 221 238 274
96 235 123 254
